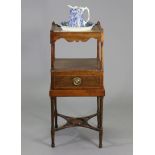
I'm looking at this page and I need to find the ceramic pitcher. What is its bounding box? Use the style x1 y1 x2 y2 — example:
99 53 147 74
67 5 90 27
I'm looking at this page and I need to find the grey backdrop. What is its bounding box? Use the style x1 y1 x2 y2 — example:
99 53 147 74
22 0 133 155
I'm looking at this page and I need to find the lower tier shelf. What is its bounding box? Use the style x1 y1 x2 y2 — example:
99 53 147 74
53 58 101 71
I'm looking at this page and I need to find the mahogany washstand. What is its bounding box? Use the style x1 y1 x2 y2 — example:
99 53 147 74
49 21 105 148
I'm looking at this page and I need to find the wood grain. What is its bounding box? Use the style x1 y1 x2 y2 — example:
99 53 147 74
53 58 101 71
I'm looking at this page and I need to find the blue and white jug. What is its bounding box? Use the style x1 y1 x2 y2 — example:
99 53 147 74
67 5 90 27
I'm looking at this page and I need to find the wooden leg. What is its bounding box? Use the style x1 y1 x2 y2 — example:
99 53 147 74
97 40 100 59
99 96 103 148
97 96 100 128
50 96 55 147
54 97 58 128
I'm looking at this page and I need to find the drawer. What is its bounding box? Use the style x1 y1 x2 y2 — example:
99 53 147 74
52 71 103 89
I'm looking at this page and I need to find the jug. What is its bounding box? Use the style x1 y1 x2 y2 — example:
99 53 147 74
67 5 90 27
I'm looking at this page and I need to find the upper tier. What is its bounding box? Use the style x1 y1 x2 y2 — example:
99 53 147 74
50 21 104 42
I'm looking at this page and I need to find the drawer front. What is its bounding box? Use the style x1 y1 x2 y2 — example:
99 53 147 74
54 75 102 89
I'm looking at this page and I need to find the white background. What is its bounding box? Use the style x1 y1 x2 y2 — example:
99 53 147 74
0 0 21 155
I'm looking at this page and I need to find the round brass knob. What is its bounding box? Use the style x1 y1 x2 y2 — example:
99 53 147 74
72 77 82 86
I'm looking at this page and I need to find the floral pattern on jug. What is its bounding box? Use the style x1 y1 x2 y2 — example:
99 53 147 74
67 5 90 27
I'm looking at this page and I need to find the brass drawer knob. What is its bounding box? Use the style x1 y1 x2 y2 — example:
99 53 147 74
73 77 82 86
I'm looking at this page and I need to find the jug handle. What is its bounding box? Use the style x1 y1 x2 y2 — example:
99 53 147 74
84 7 90 26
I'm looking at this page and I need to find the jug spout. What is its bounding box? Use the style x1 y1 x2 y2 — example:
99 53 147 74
67 5 77 9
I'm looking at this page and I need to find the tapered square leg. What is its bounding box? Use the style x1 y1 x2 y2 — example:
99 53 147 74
54 97 58 128
99 96 103 148
97 96 100 128
50 96 55 147
99 129 103 148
